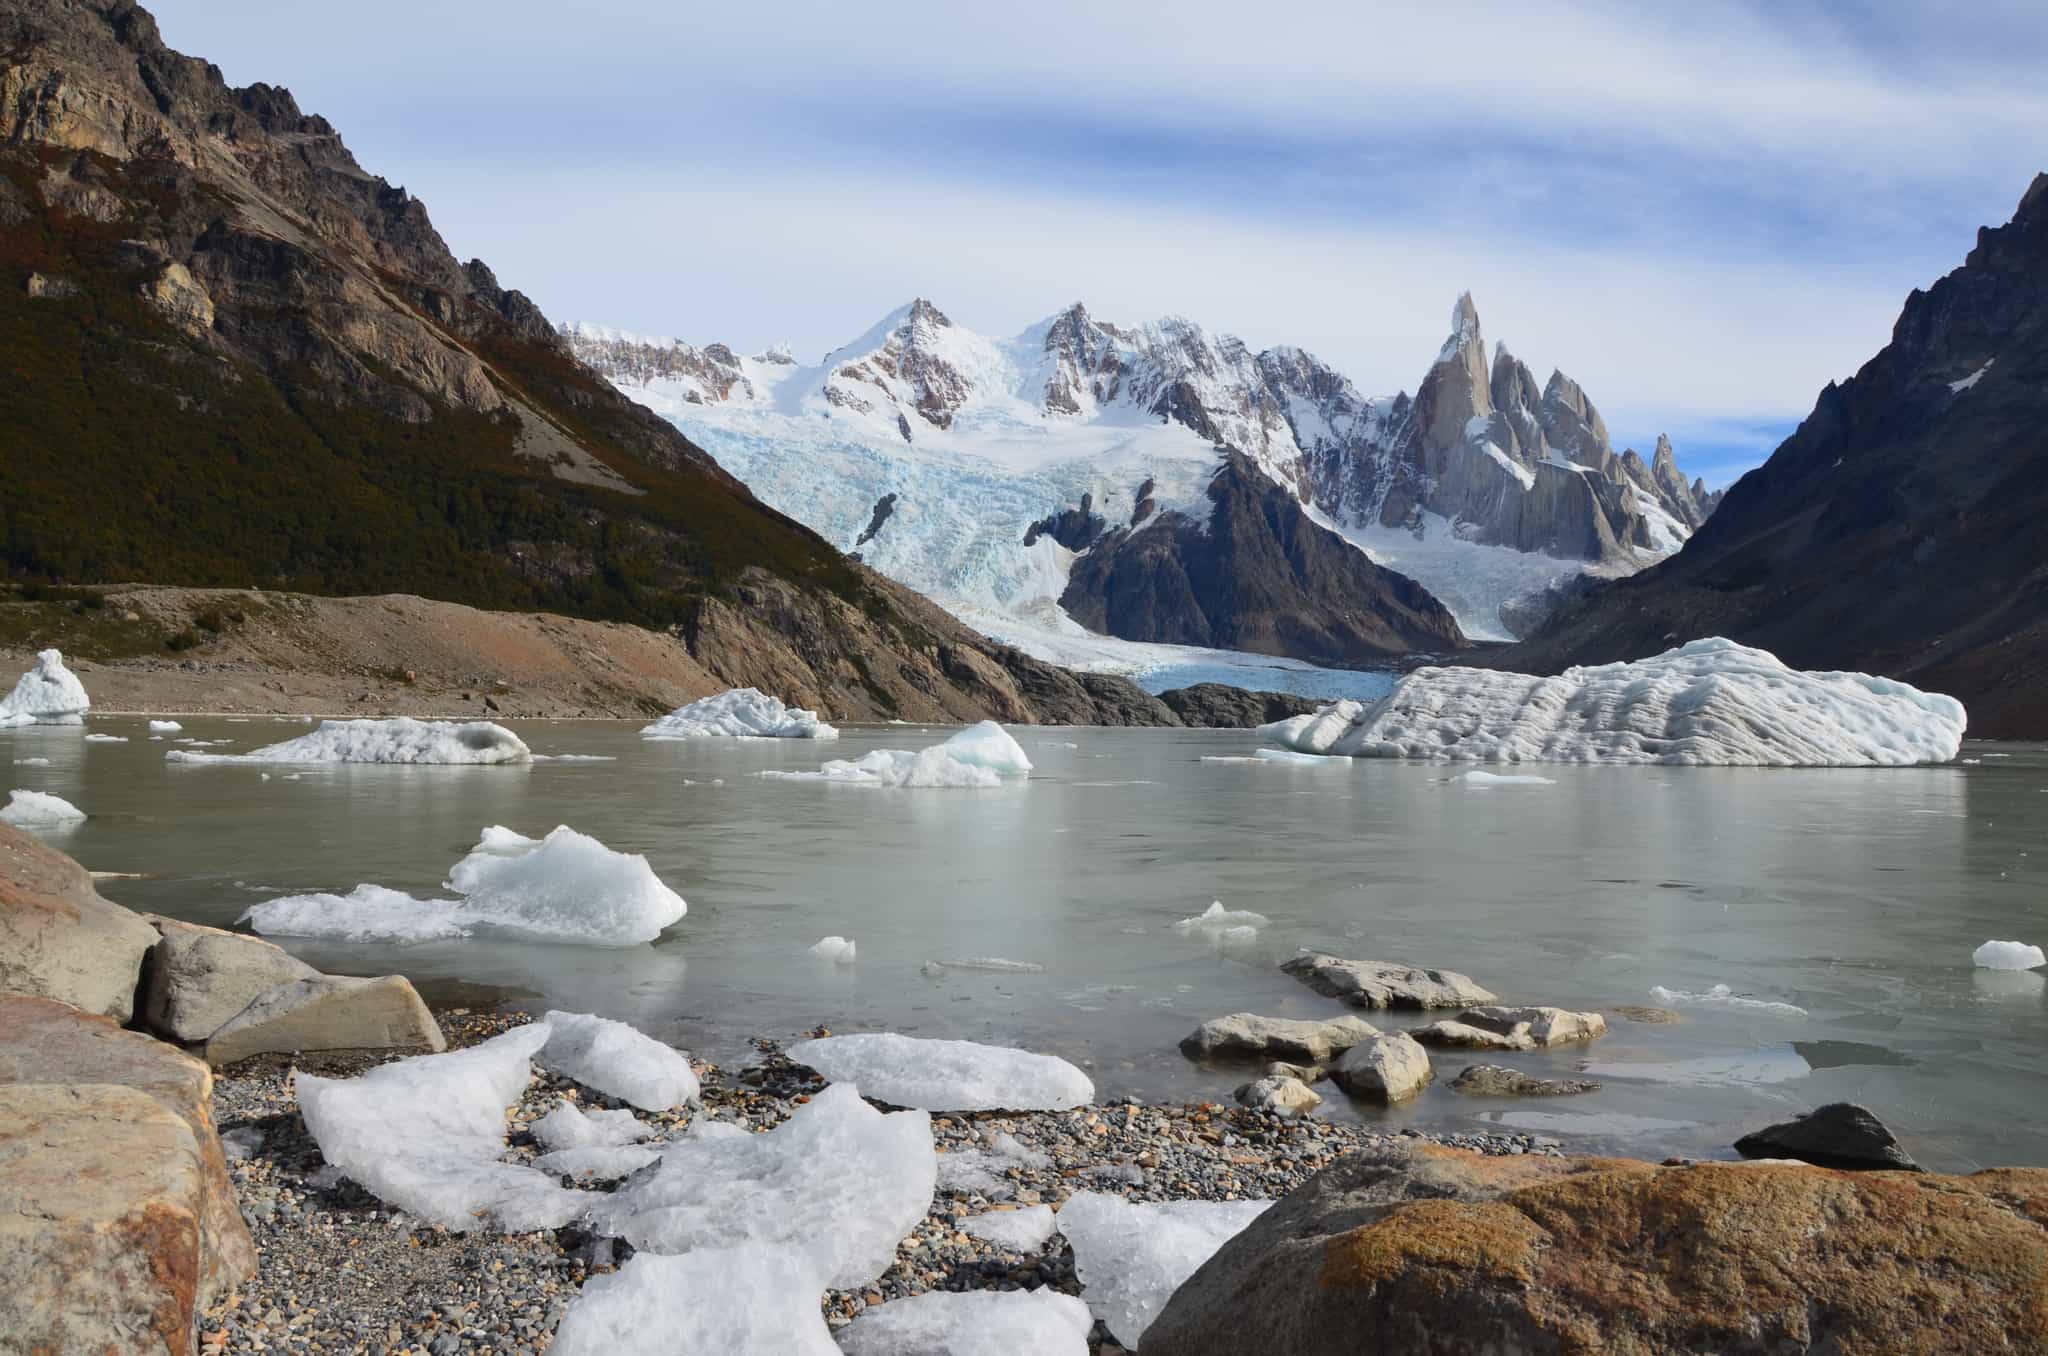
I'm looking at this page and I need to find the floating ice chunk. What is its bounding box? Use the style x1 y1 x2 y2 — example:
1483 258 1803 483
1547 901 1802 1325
549 1246 835 1356
1462 769 1557 786
148 720 182 733
1973 940 2046 971
538 1010 699 1111
168 717 531 764
294 1024 591 1232
787 1033 1093 1112
923 957 1045 974
1057 1192 1271 1347
534 1144 664 1180
1253 748 1342 765
1172 901 1270 942
836 1288 1093 1356
938 721 1034 775
641 687 839 740
0 650 88 727
958 1203 1057 1252
1649 983 1808 1018
1038 740 1080 750
11 757 51 767
242 826 686 947
0 789 85 826
589 1083 935 1289
83 733 126 743
1258 639 1967 767
531 1099 656 1151
810 935 858 964
765 721 1031 789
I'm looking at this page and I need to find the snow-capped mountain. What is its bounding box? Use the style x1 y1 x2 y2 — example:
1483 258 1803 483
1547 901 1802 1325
562 296 1714 653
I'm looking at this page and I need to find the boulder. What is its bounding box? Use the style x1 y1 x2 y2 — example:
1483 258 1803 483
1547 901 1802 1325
1329 1033 1433 1103
1280 953 1495 1010
1141 1143 2047 1354
1450 1064 1601 1096
1413 1005 1606 1051
1233 1076 1322 1118
141 914 320 1043
204 973 444 1066
0 1083 207 1356
0 823 159 1021
1179 1012 1380 1065
1263 1060 1324 1083
0 994 255 1301
1409 1018 1533 1051
1734 1102 1921 1172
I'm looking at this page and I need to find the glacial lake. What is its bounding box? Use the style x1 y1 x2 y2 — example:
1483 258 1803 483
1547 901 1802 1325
9 718 2046 1173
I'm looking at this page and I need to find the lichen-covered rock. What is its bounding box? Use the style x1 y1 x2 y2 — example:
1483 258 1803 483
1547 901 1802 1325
1280 953 1495 1010
1329 1033 1433 1103
0 823 159 1021
0 1083 207 1356
1142 1143 2048 1355
205 973 444 1066
140 914 320 1043
1179 1012 1380 1065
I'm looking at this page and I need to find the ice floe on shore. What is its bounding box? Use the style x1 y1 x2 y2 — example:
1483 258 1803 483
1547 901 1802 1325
1058 1192 1271 1346
0 788 85 827
641 688 839 740
787 1033 1094 1112
837 1288 1092 1355
763 721 1031 788
537 1010 699 1111
0 649 88 726
550 1246 836 1355
1258 639 1967 767
1649 983 1808 1018
242 825 685 946
1974 940 2046 970
168 717 531 765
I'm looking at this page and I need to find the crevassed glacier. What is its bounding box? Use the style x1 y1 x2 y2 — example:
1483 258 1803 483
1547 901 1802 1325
0 649 88 727
167 717 531 765
1258 639 1965 767
641 688 838 740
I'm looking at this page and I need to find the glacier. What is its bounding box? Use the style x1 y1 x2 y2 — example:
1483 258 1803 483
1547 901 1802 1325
640 687 839 740
0 649 89 726
1257 639 1967 767
166 717 531 764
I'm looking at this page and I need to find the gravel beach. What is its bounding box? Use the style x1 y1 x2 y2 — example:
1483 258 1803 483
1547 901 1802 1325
202 1009 1562 1354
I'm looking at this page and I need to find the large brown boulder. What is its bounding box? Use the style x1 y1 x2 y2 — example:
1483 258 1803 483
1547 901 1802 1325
0 1083 207 1356
0 994 256 1304
1141 1142 2048 1354
0 822 159 1021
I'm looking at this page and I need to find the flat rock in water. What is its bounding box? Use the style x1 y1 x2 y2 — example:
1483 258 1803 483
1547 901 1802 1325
1733 1102 1921 1172
140 913 320 1043
0 824 159 1022
1281 952 1496 1010
1180 1012 1380 1064
1450 1064 1601 1096
1330 1032 1434 1103
1414 1005 1606 1051
205 973 444 1066
1142 1143 2046 1354
0 994 254 1300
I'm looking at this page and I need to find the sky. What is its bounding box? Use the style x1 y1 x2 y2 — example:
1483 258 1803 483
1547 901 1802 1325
147 2 2048 488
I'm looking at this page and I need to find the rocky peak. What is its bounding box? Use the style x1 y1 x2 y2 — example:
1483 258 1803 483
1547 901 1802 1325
1412 293 1495 464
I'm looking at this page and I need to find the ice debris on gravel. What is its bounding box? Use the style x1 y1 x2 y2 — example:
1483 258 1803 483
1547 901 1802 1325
531 1098 656 1151
957 1203 1058 1252
537 1009 700 1111
640 687 839 740
549 1245 836 1356
0 649 88 726
1057 1192 1271 1347
763 721 1031 788
1259 638 1967 767
835 1288 1093 1356
0 788 85 826
241 825 686 947
810 935 858 964
788 1033 1094 1112
936 1130 1053 1198
167 716 531 764
1974 940 2046 970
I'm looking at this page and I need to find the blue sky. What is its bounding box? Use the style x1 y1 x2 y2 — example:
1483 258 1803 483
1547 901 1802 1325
148 1 2047 487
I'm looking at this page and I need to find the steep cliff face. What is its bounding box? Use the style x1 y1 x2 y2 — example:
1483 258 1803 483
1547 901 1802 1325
0 0 1173 723
1506 174 2048 738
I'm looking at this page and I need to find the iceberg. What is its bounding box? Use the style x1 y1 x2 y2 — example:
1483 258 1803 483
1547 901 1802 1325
958 1203 1057 1251
82 733 126 743
787 1033 1093 1112
810 935 858 964
641 687 839 739
1172 900 1270 943
1973 940 2046 971
531 1099 655 1151
549 1246 836 1356
764 721 1032 789
294 1024 591 1232
0 789 85 826
148 719 182 733
836 1289 1093 1356
0 649 88 726
242 825 687 947
1057 1193 1271 1347
1649 983 1808 1018
537 1010 699 1111
1258 639 1967 767
588 1082 935 1289
167 717 531 764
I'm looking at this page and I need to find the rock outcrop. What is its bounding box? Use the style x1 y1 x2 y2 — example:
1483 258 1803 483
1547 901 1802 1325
1233 1076 1322 1118
1504 174 2048 738
1280 953 1497 1011
1154 684 1320 729
0 822 158 1020
1142 1142 2048 1354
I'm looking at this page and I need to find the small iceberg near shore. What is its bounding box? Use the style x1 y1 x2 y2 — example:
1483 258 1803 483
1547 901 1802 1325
764 721 1032 789
0 788 86 827
809 935 858 964
641 688 839 740
787 1032 1094 1111
1973 939 2046 971
1258 638 1967 767
242 825 686 946
0 649 89 726
168 717 531 765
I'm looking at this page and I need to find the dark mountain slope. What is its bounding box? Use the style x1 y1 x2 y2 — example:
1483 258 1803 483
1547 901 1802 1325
1504 174 2048 738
